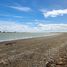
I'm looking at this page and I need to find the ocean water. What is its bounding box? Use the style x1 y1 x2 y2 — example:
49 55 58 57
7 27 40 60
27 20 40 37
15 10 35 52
0 32 58 42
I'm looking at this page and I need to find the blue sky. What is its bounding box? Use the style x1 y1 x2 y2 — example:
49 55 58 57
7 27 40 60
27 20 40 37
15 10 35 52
0 0 67 32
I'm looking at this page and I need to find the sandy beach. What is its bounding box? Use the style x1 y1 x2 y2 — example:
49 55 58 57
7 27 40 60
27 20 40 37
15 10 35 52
0 33 67 67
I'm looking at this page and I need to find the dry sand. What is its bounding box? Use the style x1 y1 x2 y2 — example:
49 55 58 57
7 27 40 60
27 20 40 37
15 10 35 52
0 33 67 67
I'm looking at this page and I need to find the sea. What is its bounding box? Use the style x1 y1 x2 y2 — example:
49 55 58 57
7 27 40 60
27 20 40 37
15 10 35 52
0 32 59 42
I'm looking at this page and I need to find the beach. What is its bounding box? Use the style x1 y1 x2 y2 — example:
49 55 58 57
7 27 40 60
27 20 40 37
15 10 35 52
0 33 67 67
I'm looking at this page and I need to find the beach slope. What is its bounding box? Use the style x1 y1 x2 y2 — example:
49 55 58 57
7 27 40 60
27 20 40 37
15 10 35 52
0 33 67 67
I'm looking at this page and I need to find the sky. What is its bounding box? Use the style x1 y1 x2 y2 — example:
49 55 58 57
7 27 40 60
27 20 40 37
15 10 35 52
0 0 67 32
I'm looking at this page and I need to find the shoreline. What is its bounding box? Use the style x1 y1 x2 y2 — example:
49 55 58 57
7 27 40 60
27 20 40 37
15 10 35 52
0 32 62 43
0 33 67 67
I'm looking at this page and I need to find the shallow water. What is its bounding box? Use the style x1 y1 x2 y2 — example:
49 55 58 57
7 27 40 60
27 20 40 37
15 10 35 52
0 32 58 42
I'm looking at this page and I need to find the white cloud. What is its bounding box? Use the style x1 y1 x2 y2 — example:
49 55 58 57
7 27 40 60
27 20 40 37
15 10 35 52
0 14 24 19
0 21 38 32
10 6 31 12
38 23 67 31
41 9 67 17
0 21 67 32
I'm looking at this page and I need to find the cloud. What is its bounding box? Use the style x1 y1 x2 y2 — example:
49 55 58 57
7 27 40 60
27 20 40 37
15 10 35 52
41 9 67 17
38 23 67 32
0 21 67 32
0 2 31 12
0 14 24 19
0 21 39 32
9 6 31 12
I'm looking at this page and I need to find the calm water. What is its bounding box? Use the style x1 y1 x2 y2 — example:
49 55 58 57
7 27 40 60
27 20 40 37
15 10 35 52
0 32 58 42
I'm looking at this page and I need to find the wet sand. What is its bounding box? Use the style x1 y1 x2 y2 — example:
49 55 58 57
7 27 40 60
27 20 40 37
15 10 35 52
0 33 67 67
